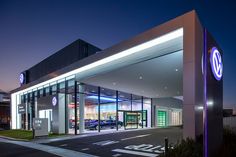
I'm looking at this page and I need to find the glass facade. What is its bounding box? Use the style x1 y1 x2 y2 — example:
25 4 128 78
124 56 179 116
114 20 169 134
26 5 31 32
83 84 98 132
12 74 152 134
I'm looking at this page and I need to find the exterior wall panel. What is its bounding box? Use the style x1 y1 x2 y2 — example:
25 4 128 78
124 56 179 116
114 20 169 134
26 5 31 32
26 39 101 83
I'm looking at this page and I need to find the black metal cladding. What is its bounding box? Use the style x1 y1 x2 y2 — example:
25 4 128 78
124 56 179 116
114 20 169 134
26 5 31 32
24 39 101 83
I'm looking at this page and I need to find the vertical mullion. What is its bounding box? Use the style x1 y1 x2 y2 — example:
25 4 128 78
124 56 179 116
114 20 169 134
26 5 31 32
151 98 153 127
116 90 118 131
98 86 101 132
131 94 132 111
141 96 144 128
74 81 77 135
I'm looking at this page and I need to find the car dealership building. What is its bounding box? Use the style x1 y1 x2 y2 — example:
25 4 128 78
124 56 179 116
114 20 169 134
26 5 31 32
11 11 223 156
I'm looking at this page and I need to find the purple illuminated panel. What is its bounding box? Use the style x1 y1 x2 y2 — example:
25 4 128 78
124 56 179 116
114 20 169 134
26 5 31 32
203 29 208 157
203 29 223 157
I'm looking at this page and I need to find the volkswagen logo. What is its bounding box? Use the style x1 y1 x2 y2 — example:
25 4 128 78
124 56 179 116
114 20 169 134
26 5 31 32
19 73 24 84
52 96 57 106
210 47 223 81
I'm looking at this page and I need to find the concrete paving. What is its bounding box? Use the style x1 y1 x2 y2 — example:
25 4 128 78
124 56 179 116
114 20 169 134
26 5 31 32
0 138 97 157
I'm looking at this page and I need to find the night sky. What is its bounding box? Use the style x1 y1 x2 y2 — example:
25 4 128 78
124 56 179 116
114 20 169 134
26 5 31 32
0 0 235 107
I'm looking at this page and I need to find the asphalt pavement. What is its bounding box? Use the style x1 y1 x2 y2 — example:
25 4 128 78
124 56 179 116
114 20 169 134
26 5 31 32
45 127 182 157
0 127 182 157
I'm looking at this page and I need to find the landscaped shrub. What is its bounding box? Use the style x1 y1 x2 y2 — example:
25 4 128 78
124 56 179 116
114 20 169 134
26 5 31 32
160 137 203 157
160 128 236 157
214 128 236 157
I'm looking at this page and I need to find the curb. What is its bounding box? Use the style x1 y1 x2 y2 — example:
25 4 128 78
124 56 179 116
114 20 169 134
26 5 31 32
0 135 29 142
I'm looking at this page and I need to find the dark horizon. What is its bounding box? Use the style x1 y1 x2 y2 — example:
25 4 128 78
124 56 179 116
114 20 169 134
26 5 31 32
0 0 235 107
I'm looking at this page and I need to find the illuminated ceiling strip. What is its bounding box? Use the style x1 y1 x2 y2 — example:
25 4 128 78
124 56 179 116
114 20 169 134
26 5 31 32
14 28 183 95
87 96 118 102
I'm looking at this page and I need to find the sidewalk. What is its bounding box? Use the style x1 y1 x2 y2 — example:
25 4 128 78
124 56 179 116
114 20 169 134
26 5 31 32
0 137 98 157
0 127 178 144
33 126 159 144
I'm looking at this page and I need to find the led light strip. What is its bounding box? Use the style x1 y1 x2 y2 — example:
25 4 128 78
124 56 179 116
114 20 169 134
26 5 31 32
87 95 120 102
14 28 183 95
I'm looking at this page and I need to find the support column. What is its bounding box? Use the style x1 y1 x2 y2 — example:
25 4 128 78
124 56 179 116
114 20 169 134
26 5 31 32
25 102 28 130
168 109 172 126
29 104 32 129
35 96 38 119
74 81 78 135
65 80 68 134
79 83 85 134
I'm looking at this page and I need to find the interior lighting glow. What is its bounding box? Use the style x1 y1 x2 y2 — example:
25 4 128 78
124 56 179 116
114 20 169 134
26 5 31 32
87 95 120 102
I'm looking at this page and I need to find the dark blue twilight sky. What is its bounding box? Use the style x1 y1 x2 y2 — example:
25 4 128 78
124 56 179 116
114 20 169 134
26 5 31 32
0 0 235 107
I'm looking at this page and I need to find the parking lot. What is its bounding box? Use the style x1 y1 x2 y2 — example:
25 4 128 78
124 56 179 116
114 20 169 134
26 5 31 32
45 127 182 157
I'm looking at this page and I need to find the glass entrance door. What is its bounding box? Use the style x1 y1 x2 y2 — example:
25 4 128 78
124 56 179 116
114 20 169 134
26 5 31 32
124 111 139 129
122 110 148 130
141 110 147 128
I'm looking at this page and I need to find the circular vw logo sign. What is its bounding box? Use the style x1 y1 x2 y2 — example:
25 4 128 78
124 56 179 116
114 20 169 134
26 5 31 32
52 97 57 106
19 73 24 84
210 47 223 81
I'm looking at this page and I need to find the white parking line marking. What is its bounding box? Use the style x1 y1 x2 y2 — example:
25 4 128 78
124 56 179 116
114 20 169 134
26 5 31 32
93 140 110 145
112 153 122 157
93 140 119 146
121 134 150 141
60 144 68 147
81 148 90 151
102 141 119 146
125 144 164 154
112 149 158 157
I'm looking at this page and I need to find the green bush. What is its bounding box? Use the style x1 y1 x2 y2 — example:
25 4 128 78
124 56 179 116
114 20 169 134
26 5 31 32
160 128 236 157
214 128 236 157
160 137 203 157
